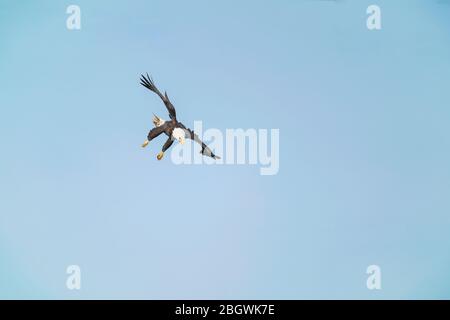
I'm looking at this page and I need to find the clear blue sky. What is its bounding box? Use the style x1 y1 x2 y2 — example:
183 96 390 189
1 0 450 299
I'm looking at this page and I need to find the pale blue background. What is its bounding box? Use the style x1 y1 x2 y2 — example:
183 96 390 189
1 0 450 299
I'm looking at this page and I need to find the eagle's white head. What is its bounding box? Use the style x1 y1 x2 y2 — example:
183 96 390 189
152 114 165 127
172 127 186 145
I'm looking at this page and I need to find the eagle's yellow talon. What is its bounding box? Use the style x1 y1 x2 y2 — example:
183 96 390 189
142 140 149 148
157 151 164 160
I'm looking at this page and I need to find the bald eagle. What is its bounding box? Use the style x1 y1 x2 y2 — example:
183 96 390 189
140 74 220 160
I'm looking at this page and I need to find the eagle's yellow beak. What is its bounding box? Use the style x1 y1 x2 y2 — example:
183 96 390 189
179 138 185 145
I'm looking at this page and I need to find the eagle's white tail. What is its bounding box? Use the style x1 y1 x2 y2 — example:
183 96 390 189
152 114 165 127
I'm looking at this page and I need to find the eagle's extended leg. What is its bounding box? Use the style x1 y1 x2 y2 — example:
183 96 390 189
142 125 165 148
157 137 174 160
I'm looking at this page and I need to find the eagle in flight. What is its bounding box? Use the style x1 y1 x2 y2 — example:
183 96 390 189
140 74 220 160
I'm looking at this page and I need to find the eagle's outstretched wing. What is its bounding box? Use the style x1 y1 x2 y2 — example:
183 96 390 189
140 74 177 120
179 124 221 160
